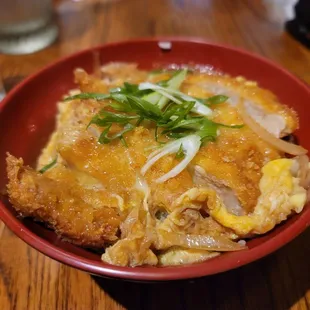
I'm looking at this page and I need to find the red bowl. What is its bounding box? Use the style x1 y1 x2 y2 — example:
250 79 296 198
0 38 310 281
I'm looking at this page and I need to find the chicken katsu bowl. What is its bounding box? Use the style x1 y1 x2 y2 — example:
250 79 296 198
1 38 310 281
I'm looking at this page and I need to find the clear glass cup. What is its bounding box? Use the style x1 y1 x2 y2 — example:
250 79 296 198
0 0 58 55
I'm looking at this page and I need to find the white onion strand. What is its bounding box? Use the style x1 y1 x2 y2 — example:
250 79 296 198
239 101 307 156
141 135 201 183
139 82 212 116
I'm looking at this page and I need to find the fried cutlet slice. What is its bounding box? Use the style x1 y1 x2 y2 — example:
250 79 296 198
6 154 121 248
183 73 298 137
192 103 282 213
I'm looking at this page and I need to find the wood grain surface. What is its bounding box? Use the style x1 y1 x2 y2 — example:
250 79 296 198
1 0 310 309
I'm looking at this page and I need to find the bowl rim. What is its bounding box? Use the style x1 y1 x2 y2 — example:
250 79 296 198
1 37 310 281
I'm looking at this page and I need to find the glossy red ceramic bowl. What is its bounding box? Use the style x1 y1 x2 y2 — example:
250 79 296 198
1 38 310 281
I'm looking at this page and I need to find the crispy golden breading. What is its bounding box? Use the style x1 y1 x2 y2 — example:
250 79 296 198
5 64 308 267
58 126 194 211
193 103 281 212
183 73 298 136
6 154 121 247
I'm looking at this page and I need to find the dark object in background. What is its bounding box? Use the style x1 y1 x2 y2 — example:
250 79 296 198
285 0 310 49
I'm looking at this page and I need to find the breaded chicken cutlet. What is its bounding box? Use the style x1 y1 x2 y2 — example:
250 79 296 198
6 63 310 267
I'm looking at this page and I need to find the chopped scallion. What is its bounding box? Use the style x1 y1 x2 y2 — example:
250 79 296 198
39 157 58 174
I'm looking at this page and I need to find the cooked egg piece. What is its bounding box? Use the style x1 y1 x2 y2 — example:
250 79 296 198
208 158 307 235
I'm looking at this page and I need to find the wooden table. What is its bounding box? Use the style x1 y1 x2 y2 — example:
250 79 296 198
1 0 310 309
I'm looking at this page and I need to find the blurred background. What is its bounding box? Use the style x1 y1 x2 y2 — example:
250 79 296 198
0 0 310 95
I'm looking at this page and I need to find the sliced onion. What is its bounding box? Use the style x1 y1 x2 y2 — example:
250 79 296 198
296 155 310 188
141 135 201 183
156 230 246 251
155 89 182 105
139 82 212 116
239 101 307 156
120 206 140 238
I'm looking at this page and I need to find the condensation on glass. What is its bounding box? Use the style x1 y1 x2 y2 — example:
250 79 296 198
0 0 58 55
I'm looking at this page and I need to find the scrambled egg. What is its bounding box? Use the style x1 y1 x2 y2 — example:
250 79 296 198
208 158 307 235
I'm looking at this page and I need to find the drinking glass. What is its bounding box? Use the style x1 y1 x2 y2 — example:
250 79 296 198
0 0 58 55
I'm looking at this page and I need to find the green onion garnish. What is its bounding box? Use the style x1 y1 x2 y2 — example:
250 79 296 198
64 93 110 101
63 69 243 152
39 157 57 174
175 144 185 159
